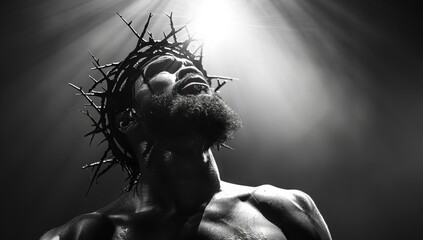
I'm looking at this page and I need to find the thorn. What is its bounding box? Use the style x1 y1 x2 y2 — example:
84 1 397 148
85 148 111 195
199 44 204 64
184 26 191 39
117 12 140 38
90 62 119 70
166 12 177 41
139 13 153 45
215 80 227 92
208 75 238 81
68 82 82 91
146 30 154 41
97 138 107 147
222 143 235 150
77 91 103 97
88 49 100 65
88 75 98 83
82 159 114 169
193 44 202 55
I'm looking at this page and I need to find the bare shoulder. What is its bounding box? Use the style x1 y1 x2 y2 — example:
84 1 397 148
39 212 114 240
250 184 332 240
39 192 137 240
251 184 316 214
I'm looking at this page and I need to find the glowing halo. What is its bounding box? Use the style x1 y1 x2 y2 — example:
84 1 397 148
189 0 238 45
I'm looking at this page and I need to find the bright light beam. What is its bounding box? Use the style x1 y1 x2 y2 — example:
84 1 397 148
190 0 238 45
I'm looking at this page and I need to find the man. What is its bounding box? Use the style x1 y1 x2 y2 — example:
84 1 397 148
41 14 332 240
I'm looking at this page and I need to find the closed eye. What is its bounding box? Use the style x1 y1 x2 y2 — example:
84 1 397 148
142 56 182 81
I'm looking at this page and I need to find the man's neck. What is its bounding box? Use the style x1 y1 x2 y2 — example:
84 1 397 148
135 143 221 215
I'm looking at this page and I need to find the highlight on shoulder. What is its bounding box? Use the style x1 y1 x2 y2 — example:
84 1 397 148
40 212 114 240
250 184 332 240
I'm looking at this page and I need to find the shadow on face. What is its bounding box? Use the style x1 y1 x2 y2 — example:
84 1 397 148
122 54 242 152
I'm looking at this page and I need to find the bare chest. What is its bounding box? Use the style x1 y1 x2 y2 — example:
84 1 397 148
110 200 286 240
195 198 286 240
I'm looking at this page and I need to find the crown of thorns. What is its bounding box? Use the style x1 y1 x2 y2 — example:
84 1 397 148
70 13 235 193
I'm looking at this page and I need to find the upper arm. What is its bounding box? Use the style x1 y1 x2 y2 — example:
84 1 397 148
39 213 115 240
252 185 332 240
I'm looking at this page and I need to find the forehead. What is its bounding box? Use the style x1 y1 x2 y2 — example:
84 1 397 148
133 55 192 88
142 54 194 71
139 54 198 81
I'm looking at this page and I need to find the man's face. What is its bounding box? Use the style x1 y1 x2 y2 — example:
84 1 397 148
133 54 211 104
132 54 241 151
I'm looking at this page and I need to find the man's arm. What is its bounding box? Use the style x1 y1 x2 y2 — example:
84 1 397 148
252 184 332 240
40 213 114 240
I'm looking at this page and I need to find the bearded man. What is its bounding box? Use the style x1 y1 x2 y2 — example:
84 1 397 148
41 14 332 240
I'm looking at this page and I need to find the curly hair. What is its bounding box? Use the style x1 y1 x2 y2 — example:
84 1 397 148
70 13 235 193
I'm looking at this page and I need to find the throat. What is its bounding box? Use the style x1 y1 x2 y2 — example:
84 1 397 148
140 148 221 214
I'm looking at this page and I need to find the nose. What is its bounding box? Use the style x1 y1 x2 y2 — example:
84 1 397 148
145 65 205 95
175 66 204 81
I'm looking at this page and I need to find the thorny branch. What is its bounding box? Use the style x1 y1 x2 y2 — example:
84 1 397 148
69 83 101 113
166 12 177 43
214 80 227 92
90 62 120 70
116 12 140 38
139 13 153 45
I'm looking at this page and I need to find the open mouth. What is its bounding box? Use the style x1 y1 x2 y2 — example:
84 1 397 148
176 74 211 95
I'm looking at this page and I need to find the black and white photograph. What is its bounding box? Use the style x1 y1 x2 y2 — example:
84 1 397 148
1 1 422 239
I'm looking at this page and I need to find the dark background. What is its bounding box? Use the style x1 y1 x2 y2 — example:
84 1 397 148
1 1 422 239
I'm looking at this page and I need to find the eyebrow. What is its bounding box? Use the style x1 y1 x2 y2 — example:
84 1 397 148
142 56 177 81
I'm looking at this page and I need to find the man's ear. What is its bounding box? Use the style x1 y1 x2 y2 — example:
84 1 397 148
116 108 141 134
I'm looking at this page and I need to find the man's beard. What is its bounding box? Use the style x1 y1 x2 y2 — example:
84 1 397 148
139 92 242 151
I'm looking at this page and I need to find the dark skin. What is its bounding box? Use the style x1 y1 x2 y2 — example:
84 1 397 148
41 55 332 240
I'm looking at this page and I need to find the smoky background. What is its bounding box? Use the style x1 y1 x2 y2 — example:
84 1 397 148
1 0 422 239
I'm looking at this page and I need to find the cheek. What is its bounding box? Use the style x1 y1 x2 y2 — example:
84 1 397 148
148 72 176 94
134 84 152 108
